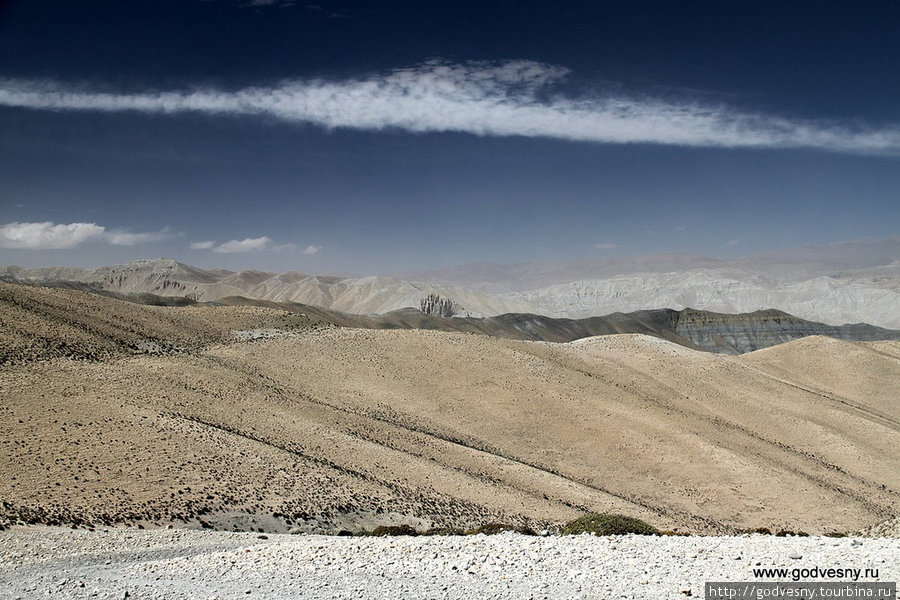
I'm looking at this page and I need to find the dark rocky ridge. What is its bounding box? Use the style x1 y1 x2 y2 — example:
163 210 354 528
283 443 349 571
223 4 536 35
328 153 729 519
672 308 900 354
218 297 900 354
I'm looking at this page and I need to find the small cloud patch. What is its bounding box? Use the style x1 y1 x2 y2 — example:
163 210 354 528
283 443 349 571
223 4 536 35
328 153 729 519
212 236 272 253
189 240 216 250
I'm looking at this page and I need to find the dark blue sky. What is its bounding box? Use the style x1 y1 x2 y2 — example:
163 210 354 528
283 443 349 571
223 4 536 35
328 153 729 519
1 0 898 273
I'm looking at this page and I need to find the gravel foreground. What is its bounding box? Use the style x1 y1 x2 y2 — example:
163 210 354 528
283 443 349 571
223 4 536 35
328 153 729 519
1 528 897 599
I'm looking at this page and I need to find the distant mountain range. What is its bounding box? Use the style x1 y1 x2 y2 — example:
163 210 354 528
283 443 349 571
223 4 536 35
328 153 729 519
217 298 900 355
2 236 898 329
1 258 537 317
5 275 900 356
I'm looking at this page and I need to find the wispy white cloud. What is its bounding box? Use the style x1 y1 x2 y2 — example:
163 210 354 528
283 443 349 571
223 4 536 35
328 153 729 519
726 239 741 247
301 244 320 255
189 240 216 250
212 236 272 253
2 61 899 154
594 242 619 250
0 221 169 250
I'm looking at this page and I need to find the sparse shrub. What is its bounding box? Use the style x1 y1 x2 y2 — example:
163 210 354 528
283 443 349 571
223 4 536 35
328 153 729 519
423 527 465 536
467 522 536 536
368 524 419 536
824 531 847 538
561 513 660 536
749 527 773 535
775 529 809 537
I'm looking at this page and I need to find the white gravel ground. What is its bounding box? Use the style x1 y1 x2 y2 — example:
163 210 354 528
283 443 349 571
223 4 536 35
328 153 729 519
0 528 897 600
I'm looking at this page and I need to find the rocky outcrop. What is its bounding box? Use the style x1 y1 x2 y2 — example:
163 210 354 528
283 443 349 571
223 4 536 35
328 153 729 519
419 294 455 317
672 308 900 354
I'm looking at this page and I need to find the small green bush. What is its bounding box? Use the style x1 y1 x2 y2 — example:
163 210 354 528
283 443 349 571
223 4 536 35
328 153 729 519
775 529 809 537
467 523 537 536
561 513 660 536
423 527 465 536
368 524 419 537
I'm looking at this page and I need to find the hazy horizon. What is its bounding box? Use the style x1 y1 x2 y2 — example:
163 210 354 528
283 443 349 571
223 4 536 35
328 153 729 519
2 235 898 282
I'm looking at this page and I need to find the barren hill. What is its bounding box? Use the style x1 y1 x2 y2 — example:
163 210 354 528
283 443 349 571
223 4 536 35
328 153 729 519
1 283 898 535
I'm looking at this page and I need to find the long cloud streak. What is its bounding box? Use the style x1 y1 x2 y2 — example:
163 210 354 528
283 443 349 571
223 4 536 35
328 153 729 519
1 61 899 154
0 221 171 249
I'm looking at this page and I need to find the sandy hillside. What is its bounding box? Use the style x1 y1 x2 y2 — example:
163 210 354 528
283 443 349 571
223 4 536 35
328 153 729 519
1 282 898 535
0 281 328 364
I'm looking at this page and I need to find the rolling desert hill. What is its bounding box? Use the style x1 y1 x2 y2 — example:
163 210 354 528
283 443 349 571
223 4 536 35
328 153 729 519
1 281 898 536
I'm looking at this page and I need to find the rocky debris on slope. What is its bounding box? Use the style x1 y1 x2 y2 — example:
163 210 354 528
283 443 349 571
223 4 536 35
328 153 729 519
857 515 900 538
1 529 897 600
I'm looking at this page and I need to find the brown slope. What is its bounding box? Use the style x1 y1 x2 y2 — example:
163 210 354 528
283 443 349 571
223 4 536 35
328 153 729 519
214 330 897 533
0 281 327 365
1 284 897 535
